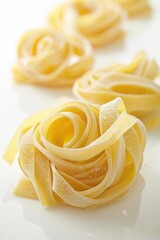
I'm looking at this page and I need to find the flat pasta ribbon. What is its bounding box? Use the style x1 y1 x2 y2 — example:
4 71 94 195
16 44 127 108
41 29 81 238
49 0 125 47
73 51 160 127
111 0 151 16
13 28 94 87
3 98 147 209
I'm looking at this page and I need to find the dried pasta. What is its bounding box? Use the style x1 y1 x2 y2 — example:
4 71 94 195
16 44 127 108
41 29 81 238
3 98 147 209
49 0 125 47
73 51 160 126
112 0 151 16
13 28 94 87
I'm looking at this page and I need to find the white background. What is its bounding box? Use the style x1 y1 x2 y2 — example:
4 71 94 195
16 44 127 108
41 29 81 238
0 0 160 239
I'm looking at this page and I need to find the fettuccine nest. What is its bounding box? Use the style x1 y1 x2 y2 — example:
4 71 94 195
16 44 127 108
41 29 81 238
4 98 147 209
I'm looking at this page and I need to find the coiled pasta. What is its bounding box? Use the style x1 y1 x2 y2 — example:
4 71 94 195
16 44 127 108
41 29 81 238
112 0 151 16
73 51 160 121
3 98 147 209
13 28 94 87
49 0 125 47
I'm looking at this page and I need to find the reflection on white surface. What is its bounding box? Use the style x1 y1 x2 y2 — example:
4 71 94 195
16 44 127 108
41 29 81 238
13 84 73 113
2 175 145 240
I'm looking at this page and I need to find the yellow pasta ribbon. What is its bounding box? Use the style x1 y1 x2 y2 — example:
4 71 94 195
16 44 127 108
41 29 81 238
13 28 94 87
3 99 147 209
49 0 125 47
112 0 151 16
73 51 160 128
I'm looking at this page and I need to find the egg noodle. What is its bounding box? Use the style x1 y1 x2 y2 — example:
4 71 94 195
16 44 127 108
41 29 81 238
112 0 151 16
73 51 160 128
49 0 125 47
13 28 94 87
2 0 157 210
3 98 147 208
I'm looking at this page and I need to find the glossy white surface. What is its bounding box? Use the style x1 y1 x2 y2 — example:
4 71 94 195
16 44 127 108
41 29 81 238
0 0 160 239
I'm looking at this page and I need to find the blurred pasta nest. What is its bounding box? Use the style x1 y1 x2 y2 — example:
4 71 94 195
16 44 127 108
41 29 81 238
112 0 151 16
49 0 125 47
73 51 160 127
12 28 94 87
4 98 147 209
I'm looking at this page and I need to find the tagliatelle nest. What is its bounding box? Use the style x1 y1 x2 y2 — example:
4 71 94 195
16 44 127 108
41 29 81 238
12 28 94 87
3 98 147 209
49 0 125 47
73 51 160 128
112 0 151 16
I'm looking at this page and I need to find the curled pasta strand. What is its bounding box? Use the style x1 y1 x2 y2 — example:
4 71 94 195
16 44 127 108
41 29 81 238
3 99 147 208
73 51 160 127
49 0 125 47
13 28 94 87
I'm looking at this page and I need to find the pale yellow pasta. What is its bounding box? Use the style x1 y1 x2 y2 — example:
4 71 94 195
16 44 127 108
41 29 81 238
3 98 147 209
49 0 125 47
112 0 151 16
73 51 160 126
13 28 94 87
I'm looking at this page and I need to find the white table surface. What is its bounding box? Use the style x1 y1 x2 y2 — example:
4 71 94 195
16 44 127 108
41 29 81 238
0 0 160 239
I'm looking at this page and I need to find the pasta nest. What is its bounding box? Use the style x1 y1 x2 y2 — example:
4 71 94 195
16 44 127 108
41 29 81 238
13 28 94 87
4 98 147 209
49 0 125 47
73 51 160 126
112 0 151 16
